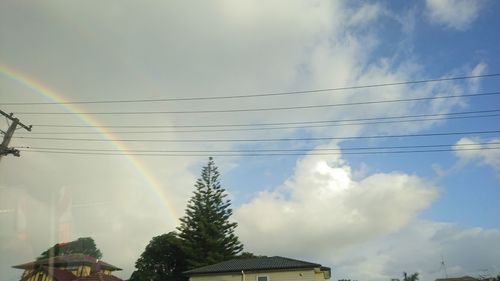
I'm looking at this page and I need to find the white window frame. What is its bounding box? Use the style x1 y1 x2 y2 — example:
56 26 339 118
256 275 269 281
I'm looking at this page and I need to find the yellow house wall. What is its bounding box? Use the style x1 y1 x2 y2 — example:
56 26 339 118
315 271 326 281
20 265 112 280
23 271 53 281
21 265 94 280
81 265 91 276
190 268 326 281
69 265 91 277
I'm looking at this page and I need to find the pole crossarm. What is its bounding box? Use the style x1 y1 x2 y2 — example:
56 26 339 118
0 109 32 158
0 110 32 132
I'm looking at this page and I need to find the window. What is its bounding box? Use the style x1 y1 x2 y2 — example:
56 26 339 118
257 276 269 281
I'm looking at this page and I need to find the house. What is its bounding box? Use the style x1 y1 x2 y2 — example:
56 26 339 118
12 253 123 281
184 256 331 281
435 277 479 281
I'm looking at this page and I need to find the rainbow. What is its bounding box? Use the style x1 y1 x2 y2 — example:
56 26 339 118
0 63 179 224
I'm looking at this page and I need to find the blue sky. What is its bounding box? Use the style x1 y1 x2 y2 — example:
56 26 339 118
1 1 500 281
223 0 500 226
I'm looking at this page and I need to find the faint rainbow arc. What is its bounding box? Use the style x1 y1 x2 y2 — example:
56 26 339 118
0 64 179 223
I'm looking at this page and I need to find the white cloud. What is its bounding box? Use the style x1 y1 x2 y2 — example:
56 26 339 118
347 3 384 27
454 137 500 172
236 147 500 281
332 221 500 281
426 0 484 30
467 62 488 92
236 145 438 258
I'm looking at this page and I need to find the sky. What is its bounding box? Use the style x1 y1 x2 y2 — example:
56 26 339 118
1 1 499 281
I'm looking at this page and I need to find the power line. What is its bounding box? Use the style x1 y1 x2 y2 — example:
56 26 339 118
2 73 500 105
22 141 500 153
12 91 500 115
14 129 500 143
17 113 500 135
29 109 500 128
19 147 500 157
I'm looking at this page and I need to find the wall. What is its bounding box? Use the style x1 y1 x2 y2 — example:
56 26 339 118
22 271 53 281
190 268 328 281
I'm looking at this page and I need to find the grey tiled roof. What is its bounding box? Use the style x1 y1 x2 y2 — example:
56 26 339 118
435 277 479 281
185 256 328 275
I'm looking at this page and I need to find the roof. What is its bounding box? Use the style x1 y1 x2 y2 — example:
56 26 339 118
184 256 330 275
12 254 121 271
435 277 479 281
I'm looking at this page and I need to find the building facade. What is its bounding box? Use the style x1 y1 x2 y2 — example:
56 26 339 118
185 256 331 281
12 254 123 281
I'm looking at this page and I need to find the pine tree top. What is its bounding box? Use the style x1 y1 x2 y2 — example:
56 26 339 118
177 157 243 269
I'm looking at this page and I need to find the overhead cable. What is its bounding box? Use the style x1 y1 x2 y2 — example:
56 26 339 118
2 73 499 105
14 129 500 143
20 147 500 157
22 141 500 153
12 91 500 115
17 113 500 135
29 109 500 128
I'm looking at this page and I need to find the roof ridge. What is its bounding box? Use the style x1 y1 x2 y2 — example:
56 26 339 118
272 256 321 266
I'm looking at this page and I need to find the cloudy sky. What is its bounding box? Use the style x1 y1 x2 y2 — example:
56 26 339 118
1 1 499 281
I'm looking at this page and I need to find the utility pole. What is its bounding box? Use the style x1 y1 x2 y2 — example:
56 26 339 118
440 255 448 278
0 109 32 159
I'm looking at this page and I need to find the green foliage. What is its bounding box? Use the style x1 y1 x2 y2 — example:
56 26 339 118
234 252 263 259
479 275 500 281
38 237 102 260
177 157 244 268
403 272 419 281
129 232 188 281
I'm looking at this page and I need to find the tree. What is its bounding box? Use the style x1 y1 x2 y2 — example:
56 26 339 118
403 272 419 281
177 157 243 268
129 232 188 281
234 252 263 259
479 275 500 281
38 237 102 260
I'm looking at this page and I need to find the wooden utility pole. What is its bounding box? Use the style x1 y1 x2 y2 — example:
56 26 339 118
0 109 32 159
